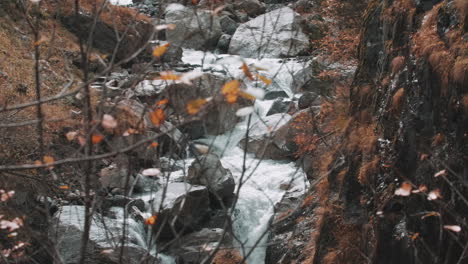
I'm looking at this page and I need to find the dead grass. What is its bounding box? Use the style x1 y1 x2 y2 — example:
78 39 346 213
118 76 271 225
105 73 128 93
452 58 468 86
412 3 467 93
454 0 468 26
432 133 445 146
346 123 378 155
462 94 468 114
391 88 405 114
0 14 80 164
211 249 244 264
391 56 406 75
358 157 380 185
59 0 151 32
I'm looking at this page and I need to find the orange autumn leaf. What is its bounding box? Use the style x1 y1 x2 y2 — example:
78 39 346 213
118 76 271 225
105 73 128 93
152 43 170 58
239 91 256 101
187 98 208 115
92 134 104 144
242 63 254 80
411 233 420 241
256 74 272 85
159 71 180 81
157 99 169 106
221 80 240 104
43 155 55 169
150 142 159 148
33 35 49 46
150 109 165 126
145 215 158 225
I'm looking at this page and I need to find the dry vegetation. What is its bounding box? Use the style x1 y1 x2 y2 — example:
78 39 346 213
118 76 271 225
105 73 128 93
296 0 367 64
412 3 468 92
0 12 80 164
57 0 151 31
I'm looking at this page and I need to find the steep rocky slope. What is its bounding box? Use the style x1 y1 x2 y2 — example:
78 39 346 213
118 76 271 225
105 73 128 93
267 0 467 263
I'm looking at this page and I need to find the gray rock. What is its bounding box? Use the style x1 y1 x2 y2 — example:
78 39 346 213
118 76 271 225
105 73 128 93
167 228 232 264
101 195 146 214
298 92 321 109
216 34 232 53
266 98 294 116
187 153 235 200
60 11 153 63
99 163 135 192
238 113 294 160
264 90 289 100
165 4 222 50
290 60 333 94
220 15 239 35
151 183 211 240
229 7 309 58
52 206 152 264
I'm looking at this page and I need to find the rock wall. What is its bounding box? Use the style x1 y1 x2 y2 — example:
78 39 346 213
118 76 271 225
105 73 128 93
267 0 467 263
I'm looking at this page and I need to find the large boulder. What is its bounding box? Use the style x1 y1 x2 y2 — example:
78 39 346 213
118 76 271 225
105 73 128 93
99 161 135 194
238 113 293 160
298 92 321 110
164 4 222 50
219 15 239 35
266 98 295 116
52 205 155 264
60 10 153 63
187 153 235 200
229 7 309 58
151 183 211 240
167 228 232 263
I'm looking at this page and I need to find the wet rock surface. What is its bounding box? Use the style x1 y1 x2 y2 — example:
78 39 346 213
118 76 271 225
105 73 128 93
164 4 222 50
187 153 235 201
229 7 310 58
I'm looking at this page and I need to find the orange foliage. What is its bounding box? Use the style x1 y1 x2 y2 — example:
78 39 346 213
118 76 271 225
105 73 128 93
462 94 468 114
310 0 367 64
391 88 405 114
453 58 468 86
358 157 380 185
221 80 241 104
150 109 165 126
186 98 208 115
61 0 151 31
292 111 318 156
346 123 377 154
391 56 406 75
211 249 244 264
432 133 445 146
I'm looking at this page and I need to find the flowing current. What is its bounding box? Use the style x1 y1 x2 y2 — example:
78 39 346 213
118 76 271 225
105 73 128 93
68 3 309 262
55 49 309 263
164 50 309 263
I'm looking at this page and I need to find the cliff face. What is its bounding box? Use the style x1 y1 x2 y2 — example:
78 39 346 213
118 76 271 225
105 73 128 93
267 0 467 263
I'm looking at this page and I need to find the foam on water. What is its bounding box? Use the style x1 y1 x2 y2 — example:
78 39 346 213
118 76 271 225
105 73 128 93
109 0 132 5
182 50 310 262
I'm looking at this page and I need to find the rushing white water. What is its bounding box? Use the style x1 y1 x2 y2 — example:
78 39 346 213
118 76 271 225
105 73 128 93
85 48 309 263
179 50 309 263
109 0 133 5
